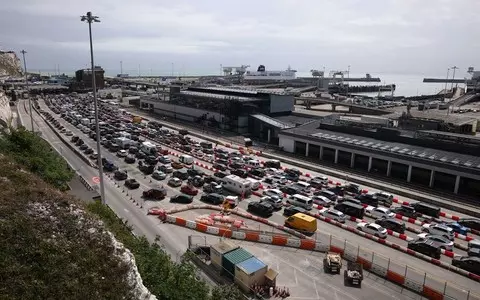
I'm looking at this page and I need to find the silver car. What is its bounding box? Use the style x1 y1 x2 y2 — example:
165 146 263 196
321 209 346 223
416 233 454 251
260 196 283 210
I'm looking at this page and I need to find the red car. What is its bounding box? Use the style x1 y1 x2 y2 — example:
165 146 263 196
181 184 198 196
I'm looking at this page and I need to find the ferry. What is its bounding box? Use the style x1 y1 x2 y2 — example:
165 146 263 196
243 65 297 81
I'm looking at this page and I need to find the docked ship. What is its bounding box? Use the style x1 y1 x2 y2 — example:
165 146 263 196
243 65 297 82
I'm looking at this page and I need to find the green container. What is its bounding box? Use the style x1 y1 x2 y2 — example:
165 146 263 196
221 248 253 279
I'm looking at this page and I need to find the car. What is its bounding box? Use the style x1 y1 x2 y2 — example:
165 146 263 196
259 196 283 210
373 191 393 206
145 155 158 165
187 168 205 177
181 184 199 196
138 161 155 175
356 222 387 239
321 209 347 223
188 175 204 187
263 189 284 200
391 205 422 218
158 155 171 164
170 194 194 204
375 218 406 234
113 170 128 181
70 135 79 142
231 169 248 178
84 148 94 155
442 222 470 235
125 179 140 189
452 256 480 275
283 206 307 217
248 168 265 178
422 223 454 240
168 177 182 187
151 170 167 180
213 171 228 183
128 147 139 154
135 151 146 159
200 193 225 205
314 190 337 202
247 201 274 217
89 152 98 160
65 130 73 136
171 161 183 169
416 233 454 251
407 239 441 259
142 187 167 200
213 163 228 171
311 195 332 207
355 193 378 207
458 218 480 231
368 207 395 219
124 155 136 164
79 144 88 151
203 182 223 194
158 164 173 174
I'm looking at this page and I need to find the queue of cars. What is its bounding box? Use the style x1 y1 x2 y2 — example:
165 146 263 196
41 94 480 275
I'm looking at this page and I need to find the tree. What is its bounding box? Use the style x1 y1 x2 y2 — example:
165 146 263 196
210 284 244 300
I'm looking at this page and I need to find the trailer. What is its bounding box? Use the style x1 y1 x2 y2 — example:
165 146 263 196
223 175 252 197
344 262 363 287
323 252 342 274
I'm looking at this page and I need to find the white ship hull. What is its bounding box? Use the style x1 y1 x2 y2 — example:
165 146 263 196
244 70 296 81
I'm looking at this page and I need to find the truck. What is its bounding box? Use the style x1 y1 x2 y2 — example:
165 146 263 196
114 137 133 149
222 175 252 197
141 141 157 155
344 262 363 287
323 252 342 274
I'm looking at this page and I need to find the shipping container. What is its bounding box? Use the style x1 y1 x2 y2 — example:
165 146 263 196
234 256 268 293
222 248 252 279
210 241 239 271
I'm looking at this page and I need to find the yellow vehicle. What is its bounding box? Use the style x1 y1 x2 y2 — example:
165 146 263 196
132 116 142 124
284 213 317 235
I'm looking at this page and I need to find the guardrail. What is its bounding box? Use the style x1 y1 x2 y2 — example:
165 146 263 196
151 206 480 300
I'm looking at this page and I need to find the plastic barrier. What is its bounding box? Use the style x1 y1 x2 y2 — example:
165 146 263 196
159 208 480 300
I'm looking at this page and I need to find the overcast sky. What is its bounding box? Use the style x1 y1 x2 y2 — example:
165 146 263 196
1 0 478 76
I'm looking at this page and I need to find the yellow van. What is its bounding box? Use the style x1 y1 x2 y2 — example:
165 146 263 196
285 213 317 234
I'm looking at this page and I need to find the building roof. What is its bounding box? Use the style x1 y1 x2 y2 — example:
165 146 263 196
223 248 253 266
179 90 262 102
281 121 480 171
236 257 267 275
384 109 477 126
251 114 295 129
210 241 238 255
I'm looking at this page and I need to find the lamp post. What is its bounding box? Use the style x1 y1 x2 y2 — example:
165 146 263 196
444 68 450 102
450 66 458 90
20 50 35 132
81 12 106 205
346 65 351 97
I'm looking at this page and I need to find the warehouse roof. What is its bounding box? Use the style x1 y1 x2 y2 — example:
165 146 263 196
281 121 480 171
180 90 262 102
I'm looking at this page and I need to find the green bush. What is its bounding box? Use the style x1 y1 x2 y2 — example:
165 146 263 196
0 127 74 190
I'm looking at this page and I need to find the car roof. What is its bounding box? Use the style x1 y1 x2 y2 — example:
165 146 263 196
369 223 383 229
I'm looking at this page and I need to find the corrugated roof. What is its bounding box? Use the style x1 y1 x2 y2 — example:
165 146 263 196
236 257 267 275
251 114 295 129
223 248 252 266
180 90 261 102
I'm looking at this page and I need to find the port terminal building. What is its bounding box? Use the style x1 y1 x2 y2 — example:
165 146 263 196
139 86 295 138
278 116 480 198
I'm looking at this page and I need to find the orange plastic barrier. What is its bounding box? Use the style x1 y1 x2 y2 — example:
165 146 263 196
272 236 288 246
422 286 444 300
300 239 316 250
386 270 405 285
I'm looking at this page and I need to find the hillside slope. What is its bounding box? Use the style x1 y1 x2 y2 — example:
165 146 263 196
0 50 22 77
0 155 155 300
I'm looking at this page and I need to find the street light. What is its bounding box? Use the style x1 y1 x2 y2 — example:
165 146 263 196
444 68 450 102
81 11 106 205
450 66 458 90
20 50 35 132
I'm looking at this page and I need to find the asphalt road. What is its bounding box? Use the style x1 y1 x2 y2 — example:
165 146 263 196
35 99 480 300
21 99 435 300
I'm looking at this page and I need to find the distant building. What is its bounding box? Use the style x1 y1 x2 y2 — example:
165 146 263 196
75 66 105 89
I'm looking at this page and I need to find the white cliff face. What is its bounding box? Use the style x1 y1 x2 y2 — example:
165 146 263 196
0 51 22 77
0 91 12 128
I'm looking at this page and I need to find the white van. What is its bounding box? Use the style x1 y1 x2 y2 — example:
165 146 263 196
179 154 194 165
294 181 311 192
246 159 261 169
287 194 313 210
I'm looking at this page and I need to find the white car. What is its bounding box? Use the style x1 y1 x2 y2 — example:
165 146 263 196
321 209 346 223
265 168 282 175
422 223 454 240
312 195 332 207
312 175 329 185
117 149 128 157
260 196 283 209
357 222 388 239
204 154 214 161
263 189 284 199
416 233 454 251
368 207 395 219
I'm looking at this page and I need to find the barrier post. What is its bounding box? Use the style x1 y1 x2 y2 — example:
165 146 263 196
330 234 332 246
404 265 408 278
423 273 427 286
387 258 390 270
371 252 374 263
357 246 360 257
467 290 470 300
443 282 447 295
343 239 347 251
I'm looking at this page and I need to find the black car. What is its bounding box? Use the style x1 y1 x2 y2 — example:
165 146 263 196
391 205 422 218
229 162 244 170
71 136 79 142
355 193 379 207
188 175 204 187
203 182 223 194
138 161 155 175
200 193 224 205
135 151 146 159
213 163 228 171
125 179 140 189
142 188 167 200
457 218 480 231
75 139 84 146
248 168 265 178
283 206 307 217
247 201 274 217
213 171 228 182
129 147 139 154
170 194 194 204
231 169 248 178
375 218 406 234
452 256 480 275
280 185 301 196
124 155 136 164
84 148 94 155
203 175 216 184
79 144 88 151
407 240 441 259
187 168 205 177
